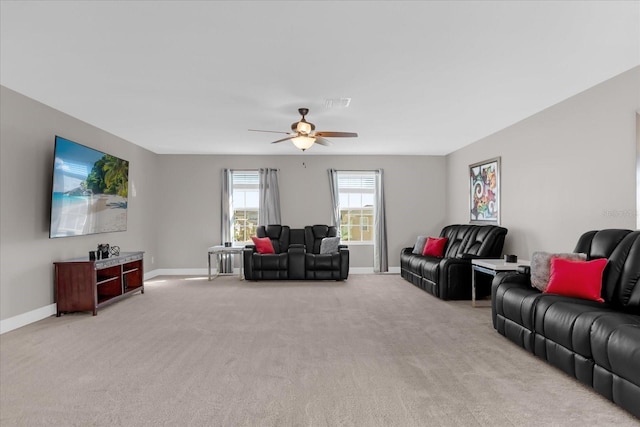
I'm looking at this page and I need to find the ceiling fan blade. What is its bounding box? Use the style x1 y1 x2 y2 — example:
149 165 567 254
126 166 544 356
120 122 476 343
314 131 358 138
314 137 332 146
248 129 291 135
271 136 296 144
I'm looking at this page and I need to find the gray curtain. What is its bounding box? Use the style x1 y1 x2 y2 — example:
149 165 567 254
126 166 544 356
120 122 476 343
220 169 233 273
327 168 340 232
221 169 233 243
373 169 388 273
258 168 281 226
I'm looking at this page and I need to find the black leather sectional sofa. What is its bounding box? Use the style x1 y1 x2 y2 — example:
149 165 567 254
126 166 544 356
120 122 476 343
400 224 508 300
492 229 640 418
243 225 349 280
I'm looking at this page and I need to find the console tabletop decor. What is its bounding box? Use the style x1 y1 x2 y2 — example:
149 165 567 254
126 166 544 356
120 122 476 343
54 251 144 316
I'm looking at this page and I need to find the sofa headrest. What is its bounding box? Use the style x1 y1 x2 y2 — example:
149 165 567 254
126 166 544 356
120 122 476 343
440 225 472 258
574 229 632 260
439 224 507 259
308 225 335 238
463 226 508 258
601 231 640 310
305 225 338 253
257 225 290 253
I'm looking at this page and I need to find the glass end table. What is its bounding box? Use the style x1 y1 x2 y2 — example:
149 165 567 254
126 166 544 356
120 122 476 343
208 245 245 280
471 258 530 307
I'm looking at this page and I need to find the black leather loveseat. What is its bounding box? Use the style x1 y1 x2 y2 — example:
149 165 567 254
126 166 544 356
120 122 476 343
400 224 508 300
492 229 640 418
243 225 349 281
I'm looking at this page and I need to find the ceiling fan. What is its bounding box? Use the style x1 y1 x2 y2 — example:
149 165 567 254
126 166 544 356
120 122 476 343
249 108 358 151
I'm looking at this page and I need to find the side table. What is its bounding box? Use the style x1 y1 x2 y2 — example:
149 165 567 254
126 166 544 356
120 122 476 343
471 258 530 307
208 245 245 281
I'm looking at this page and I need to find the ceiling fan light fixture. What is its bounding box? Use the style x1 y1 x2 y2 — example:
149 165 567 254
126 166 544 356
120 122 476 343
296 121 312 134
250 107 356 150
291 136 316 151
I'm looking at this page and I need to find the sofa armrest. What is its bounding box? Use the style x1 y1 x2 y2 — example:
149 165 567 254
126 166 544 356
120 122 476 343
288 244 305 280
340 247 350 279
458 253 483 260
439 257 471 267
288 243 305 253
437 257 473 300
491 271 534 328
492 271 532 291
243 246 256 280
459 253 503 260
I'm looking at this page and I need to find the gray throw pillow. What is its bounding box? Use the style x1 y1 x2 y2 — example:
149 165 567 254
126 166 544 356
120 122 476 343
530 251 587 291
412 236 428 255
320 237 341 254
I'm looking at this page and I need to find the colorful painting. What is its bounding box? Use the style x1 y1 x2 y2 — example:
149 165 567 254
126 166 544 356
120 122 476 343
469 157 500 224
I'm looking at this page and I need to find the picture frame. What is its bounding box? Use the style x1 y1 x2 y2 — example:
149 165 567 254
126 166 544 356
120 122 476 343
469 157 501 225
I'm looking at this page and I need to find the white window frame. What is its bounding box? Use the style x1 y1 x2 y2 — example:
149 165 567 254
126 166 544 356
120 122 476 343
231 170 259 244
336 171 375 244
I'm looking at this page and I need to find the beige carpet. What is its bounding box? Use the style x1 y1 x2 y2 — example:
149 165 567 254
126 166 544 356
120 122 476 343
1 274 637 426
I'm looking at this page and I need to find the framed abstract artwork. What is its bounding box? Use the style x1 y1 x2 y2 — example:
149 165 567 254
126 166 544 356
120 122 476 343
469 157 501 224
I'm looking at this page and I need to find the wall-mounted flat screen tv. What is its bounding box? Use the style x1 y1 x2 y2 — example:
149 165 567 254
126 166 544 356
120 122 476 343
49 136 129 238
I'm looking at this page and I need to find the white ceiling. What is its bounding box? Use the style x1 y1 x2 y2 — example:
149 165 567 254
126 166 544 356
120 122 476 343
1 1 639 156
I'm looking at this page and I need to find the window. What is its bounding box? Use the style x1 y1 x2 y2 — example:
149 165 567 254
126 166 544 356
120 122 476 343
231 171 259 243
337 172 375 243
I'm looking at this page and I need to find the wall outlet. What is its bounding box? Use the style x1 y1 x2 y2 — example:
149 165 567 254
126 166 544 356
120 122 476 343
151 256 155 264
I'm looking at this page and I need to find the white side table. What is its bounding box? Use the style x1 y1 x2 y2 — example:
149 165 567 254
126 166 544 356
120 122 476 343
208 245 245 281
471 258 530 307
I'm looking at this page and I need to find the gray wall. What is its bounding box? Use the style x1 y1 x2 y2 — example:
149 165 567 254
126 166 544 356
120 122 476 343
0 86 447 323
2 65 638 325
154 155 447 270
0 86 159 321
637 112 640 229
446 66 639 257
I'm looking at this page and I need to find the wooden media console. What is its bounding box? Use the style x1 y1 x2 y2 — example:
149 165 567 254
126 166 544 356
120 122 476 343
54 251 144 316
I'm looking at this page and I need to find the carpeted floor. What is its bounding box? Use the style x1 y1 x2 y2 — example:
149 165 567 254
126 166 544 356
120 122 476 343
1 274 637 426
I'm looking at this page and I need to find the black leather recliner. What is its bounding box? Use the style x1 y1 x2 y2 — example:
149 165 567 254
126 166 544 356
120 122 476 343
243 225 349 281
304 225 349 280
400 224 508 300
242 225 297 280
492 229 640 418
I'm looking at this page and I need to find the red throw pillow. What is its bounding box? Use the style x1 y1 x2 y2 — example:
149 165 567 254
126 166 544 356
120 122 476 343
544 257 607 302
422 237 448 257
251 236 275 254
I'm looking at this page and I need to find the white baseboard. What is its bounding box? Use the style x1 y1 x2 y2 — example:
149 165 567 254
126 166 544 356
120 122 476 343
144 268 209 279
145 268 237 278
349 267 374 274
349 267 400 274
144 269 163 280
1 303 57 335
146 267 400 277
1 266 401 334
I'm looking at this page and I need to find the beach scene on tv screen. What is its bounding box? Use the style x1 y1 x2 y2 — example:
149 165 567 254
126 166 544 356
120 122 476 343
50 137 128 238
